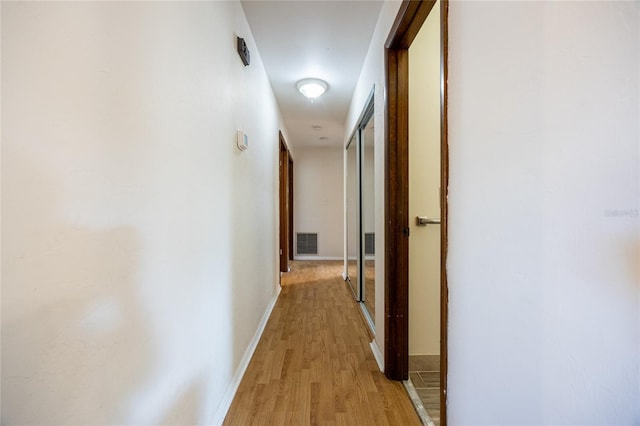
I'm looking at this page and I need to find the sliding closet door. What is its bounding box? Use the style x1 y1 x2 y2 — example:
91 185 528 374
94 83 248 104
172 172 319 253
346 133 360 299
361 112 375 324
344 88 375 328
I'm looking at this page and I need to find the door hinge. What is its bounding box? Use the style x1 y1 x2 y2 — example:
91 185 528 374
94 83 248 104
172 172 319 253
280 249 283 255
402 227 410 237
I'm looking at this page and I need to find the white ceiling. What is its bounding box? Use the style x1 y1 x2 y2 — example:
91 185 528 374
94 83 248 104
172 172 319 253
241 1 383 150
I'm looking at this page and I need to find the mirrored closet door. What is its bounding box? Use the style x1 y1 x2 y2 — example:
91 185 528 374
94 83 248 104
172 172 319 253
346 132 360 299
345 87 375 331
361 110 375 324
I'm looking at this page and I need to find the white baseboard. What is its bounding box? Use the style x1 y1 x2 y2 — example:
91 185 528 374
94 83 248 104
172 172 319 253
210 285 281 425
294 256 342 261
370 339 384 373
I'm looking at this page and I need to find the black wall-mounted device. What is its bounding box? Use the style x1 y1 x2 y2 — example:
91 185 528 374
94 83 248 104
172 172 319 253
237 36 250 66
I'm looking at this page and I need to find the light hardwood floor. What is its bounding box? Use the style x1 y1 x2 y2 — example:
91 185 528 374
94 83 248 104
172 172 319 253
224 261 421 426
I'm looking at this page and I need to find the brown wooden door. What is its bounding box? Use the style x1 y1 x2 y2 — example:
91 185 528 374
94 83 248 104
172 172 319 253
279 133 290 273
288 158 294 261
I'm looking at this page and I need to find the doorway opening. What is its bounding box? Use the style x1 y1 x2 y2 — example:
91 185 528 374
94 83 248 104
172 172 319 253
384 0 449 425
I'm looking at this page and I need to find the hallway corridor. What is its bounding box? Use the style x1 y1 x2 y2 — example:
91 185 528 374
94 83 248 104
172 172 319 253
223 261 421 425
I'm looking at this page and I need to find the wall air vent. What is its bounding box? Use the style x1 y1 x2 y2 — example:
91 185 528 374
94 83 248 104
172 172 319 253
296 233 318 255
365 233 375 255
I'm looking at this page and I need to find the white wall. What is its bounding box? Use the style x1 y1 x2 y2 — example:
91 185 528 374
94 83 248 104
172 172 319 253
408 2 441 356
345 0 403 354
293 147 343 259
447 1 640 424
1 2 286 424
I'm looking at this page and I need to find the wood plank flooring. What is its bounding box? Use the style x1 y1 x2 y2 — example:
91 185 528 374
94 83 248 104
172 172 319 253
224 261 421 426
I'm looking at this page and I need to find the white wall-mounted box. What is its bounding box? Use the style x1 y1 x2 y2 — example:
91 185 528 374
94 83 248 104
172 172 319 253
237 130 248 151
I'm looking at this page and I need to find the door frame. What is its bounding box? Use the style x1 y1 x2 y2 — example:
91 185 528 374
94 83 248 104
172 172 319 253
279 132 292 274
288 157 294 261
384 0 449 423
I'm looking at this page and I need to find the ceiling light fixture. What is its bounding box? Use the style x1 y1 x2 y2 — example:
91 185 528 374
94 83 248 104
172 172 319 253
296 78 328 101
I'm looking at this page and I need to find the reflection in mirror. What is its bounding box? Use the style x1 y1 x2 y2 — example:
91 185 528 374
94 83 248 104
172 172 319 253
346 134 359 298
361 114 375 323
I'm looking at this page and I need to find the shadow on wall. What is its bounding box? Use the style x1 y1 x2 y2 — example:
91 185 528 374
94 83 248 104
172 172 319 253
1 148 151 424
229 129 276 383
630 239 640 289
159 381 205 425
2 2 251 423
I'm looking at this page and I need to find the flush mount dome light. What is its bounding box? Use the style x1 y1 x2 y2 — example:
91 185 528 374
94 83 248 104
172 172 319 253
296 78 328 100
